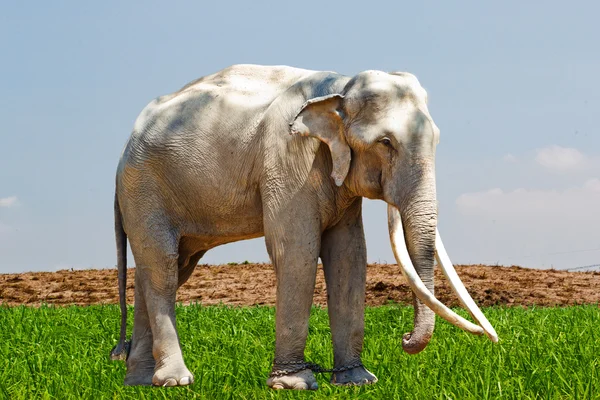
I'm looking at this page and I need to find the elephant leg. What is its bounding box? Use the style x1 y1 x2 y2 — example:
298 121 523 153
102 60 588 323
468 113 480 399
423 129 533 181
264 211 321 390
124 271 154 386
127 230 193 387
320 198 377 386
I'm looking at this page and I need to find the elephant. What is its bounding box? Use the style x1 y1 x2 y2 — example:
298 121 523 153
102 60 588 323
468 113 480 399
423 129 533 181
110 64 498 390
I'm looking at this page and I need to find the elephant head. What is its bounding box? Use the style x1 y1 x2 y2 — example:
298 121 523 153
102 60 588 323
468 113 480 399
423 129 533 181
290 70 498 354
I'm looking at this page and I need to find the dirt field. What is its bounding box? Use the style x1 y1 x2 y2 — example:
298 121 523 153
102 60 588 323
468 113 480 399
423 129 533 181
1 263 599 307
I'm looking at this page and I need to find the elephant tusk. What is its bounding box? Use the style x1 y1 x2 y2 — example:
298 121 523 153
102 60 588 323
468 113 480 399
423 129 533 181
435 229 499 343
387 205 485 336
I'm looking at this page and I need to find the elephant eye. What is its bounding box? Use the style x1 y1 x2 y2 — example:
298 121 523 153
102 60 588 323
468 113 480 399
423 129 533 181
379 137 392 147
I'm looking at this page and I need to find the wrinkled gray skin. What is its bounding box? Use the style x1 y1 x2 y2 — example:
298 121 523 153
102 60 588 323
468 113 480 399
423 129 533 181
112 64 440 389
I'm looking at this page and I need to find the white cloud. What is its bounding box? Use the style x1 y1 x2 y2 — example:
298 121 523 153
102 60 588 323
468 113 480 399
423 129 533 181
534 145 588 172
0 196 18 208
503 153 517 163
583 178 600 192
454 179 600 269
456 178 600 218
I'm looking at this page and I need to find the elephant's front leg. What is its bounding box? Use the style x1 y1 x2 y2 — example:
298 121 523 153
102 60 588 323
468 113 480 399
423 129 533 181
320 198 377 386
264 214 321 391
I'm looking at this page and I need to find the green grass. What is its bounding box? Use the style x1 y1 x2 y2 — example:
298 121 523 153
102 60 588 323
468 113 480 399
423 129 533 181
0 304 598 399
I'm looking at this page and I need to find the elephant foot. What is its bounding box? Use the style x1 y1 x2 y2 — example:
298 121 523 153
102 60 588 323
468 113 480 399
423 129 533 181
152 356 194 387
124 372 153 386
124 366 154 386
124 354 155 386
267 369 318 390
331 365 378 386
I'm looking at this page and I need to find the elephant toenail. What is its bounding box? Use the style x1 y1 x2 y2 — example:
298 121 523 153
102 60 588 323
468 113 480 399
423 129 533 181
162 378 178 387
179 376 192 385
272 383 284 390
293 382 308 390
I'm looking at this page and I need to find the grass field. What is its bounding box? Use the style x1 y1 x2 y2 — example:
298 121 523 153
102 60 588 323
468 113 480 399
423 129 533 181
0 304 598 399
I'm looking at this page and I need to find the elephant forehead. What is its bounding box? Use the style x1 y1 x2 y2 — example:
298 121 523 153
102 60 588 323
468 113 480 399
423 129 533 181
350 97 421 128
345 75 428 118
354 70 425 96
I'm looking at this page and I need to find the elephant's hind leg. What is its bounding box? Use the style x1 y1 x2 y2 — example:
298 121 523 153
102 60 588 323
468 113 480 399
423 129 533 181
126 228 194 387
320 199 377 386
124 271 155 386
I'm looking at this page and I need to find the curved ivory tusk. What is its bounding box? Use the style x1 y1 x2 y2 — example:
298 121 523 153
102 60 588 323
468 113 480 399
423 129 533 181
435 229 499 342
387 205 484 336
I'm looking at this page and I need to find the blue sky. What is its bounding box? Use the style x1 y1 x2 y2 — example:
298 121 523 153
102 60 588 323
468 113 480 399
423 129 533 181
1 1 599 272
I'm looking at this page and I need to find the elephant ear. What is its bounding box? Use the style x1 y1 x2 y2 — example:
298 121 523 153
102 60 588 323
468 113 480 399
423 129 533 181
289 94 351 187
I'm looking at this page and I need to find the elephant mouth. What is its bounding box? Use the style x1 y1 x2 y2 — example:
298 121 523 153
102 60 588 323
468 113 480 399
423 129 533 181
387 205 499 343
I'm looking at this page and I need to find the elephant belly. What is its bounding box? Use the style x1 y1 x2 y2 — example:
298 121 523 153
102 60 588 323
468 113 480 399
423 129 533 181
172 180 265 250
178 228 264 256
175 204 264 259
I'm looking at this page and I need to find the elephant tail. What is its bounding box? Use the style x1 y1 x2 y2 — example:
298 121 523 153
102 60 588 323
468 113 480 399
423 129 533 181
110 193 130 361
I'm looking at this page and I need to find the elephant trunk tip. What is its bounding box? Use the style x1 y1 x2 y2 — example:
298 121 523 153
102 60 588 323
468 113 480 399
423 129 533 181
401 331 432 355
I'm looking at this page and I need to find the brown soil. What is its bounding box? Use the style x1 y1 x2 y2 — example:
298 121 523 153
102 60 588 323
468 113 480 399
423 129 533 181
1 263 599 307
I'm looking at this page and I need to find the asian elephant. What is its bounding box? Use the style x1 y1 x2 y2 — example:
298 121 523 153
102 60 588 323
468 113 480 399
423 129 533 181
110 64 498 390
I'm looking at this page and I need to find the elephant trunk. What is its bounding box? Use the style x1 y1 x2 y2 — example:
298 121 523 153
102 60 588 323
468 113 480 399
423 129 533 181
388 159 496 354
390 168 438 354
402 200 437 354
